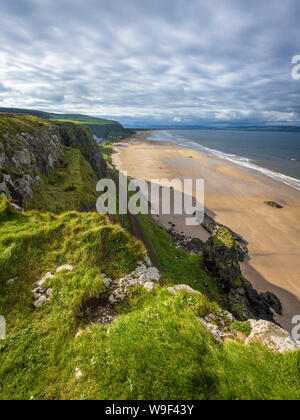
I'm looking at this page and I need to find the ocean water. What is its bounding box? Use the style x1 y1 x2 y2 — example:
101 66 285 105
147 130 300 191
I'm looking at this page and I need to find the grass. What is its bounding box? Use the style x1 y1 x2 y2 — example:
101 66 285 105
138 213 221 303
100 143 116 166
0 108 118 126
0 197 300 400
24 149 98 213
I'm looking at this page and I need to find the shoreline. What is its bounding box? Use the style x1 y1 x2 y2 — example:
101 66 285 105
113 130 300 332
147 130 300 191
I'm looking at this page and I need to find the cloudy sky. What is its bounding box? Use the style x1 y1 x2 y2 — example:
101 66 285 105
0 0 299 127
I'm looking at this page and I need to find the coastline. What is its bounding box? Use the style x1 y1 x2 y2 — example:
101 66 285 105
112 130 300 332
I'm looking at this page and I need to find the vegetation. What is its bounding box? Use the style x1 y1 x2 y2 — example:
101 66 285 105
0 196 300 399
0 108 125 140
0 108 118 126
1 116 300 400
138 213 221 303
25 149 99 213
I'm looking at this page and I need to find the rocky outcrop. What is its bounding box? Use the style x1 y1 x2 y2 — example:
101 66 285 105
57 123 107 178
80 257 160 325
0 117 63 207
0 114 107 208
264 201 284 209
202 213 249 261
203 226 282 323
245 320 299 353
87 123 125 139
166 282 299 354
104 260 160 305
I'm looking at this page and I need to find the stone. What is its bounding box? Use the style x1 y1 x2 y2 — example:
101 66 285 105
199 318 225 343
14 149 31 165
168 284 200 295
33 295 47 308
75 368 83 379
144 282 155 291
264 201 283 209
36 272 54 287
245 320 299 353
7 278 16 285
56 264 73 273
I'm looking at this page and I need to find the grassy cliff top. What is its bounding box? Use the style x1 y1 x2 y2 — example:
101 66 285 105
0 108 119 126
0 197 300 400
0 113 53 137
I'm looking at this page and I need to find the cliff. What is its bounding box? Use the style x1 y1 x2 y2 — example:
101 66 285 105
0 196 299 400
0 113 107 210
0 107 130 140
0 116 299 400
203 226 282 323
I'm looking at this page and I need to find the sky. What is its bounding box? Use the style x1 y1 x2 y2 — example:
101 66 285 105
0 0 300 127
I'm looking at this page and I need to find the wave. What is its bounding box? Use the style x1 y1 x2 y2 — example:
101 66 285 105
148 131 300 191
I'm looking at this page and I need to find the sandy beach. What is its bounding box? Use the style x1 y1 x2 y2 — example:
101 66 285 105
112 131 300 332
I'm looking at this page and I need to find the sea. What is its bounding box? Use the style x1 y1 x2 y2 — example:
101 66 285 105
147 130 300 191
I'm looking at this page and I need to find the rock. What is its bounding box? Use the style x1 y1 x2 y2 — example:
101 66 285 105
144 282 155 291
199 318 225 343
245 320 299 353
32 272 54 308
203 227 282 324
260 292 282 315
14 149 31 165
56 264 73 273
203 226 241 292
167 284 201 296
106 262 160 305
7 278 17 285
0 114 108 208
75 368 83 379
75 330 84 338
36 272 54 287
144 255 152 267
33 295 47 308
264 201 283 209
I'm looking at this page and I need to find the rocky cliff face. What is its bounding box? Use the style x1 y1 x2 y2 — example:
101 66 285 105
203 226 282 324
0 114 107 208
55 122 107 178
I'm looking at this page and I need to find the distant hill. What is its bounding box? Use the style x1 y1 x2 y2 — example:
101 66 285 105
0 107 131 138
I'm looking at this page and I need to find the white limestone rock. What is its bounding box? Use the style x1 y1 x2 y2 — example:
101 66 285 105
34 295 47 308
144 282 155 291
36 272 54 287
168 284 200 295
7 278 17 286
56 264 73 273
245 320 300 354
75 368 83 379
199 318 225 344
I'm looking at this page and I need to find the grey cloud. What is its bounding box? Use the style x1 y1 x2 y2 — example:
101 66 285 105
0 0 299 125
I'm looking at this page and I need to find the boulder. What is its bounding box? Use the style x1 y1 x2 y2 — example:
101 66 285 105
203 227 282 324
246 320 299 353
203 226 241 292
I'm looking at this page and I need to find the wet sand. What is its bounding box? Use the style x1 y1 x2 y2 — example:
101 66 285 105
112 131 300 332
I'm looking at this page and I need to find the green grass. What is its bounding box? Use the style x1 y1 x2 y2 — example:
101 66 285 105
0 197 300 400
0 114 52 156
100 143 114 166
24 149 98 213
138 213 221 303
0 108 118 126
